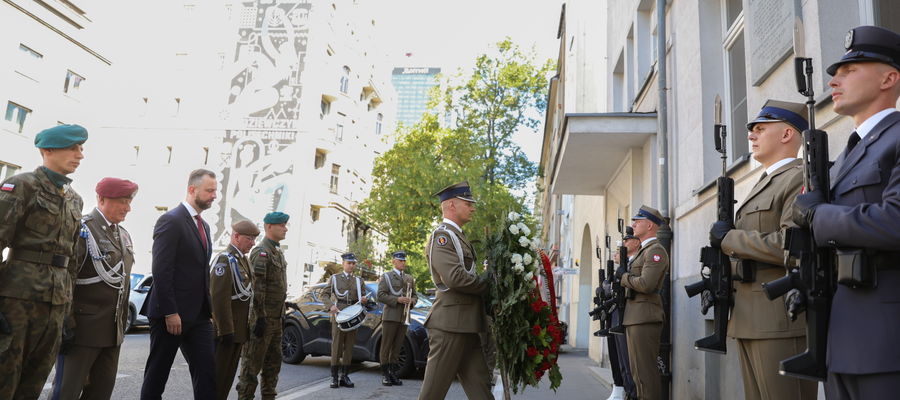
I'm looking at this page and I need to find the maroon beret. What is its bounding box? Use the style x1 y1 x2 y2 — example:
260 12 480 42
95 177 138 199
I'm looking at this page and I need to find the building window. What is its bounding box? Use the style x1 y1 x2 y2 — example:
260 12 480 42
19 44 42 59
5 101 31 133
330 164 340 194
310 206 321 222
340 66 350 94
132 146 141 165
0 161 21 180
314 149 326 169
335 124 344 142
723 2 748 162
320 97 331 118
166 146 174 165
202 146 209 164
375 113 383 135
63 70 85 94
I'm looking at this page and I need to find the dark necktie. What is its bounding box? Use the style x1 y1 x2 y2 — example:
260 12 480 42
758 172 768 183
846 131 861 153
111 224 120 242
195 215 207 250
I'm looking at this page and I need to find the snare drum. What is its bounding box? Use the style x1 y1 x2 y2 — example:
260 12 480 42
335 303 366 331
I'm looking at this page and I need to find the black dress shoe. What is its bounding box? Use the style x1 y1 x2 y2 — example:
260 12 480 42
330 366 340 389
339 366 355 388
390 363 403 386
381 364 393 386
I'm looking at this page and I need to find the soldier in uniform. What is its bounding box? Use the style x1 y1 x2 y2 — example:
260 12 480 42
709 101 817 400
615 205 668 400
418 181 492 400
377 250 417 386
793 25 900 398
606 232 640 400
210 220 259 400
236 212 289 400
51 177 138 400
324 252 371 389
0 124 87 398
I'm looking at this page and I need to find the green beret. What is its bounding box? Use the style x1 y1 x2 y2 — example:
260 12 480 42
264 212 290 224
34 124 88 149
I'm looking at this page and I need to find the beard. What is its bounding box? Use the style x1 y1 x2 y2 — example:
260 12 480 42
195 195 214 210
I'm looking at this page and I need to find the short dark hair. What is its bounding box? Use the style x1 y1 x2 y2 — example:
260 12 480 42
188 169 216 187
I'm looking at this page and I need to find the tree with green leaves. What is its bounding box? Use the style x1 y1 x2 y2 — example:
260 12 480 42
361 40 553 291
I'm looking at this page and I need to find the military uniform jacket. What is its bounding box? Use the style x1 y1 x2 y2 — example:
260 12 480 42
68 208 134 347
810 110 900 374
721 159 807 339
620 238 668 326
0 167 82 305
324 272 370 311
248 238 287 320
424 221 488 333
377 270 417 323
210 244 253 343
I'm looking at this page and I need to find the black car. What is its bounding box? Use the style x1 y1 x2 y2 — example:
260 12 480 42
281 282 432 378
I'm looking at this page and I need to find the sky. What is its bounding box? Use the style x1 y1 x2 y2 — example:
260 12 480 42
376 0 565 164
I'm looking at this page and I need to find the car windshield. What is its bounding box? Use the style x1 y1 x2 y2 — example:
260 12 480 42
130 273 144 289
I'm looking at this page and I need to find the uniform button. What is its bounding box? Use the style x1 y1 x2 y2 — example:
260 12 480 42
852 179 857 184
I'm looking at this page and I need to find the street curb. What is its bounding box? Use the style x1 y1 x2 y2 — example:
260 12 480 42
589 365 614 390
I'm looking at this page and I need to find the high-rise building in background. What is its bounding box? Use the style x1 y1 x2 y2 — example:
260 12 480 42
391 67 440 126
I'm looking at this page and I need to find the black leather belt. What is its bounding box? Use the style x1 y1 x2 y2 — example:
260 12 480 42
8 248 69 268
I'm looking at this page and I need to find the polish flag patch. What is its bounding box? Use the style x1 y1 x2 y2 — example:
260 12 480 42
653 254 661 262
260 252 268 257
1 183 14 192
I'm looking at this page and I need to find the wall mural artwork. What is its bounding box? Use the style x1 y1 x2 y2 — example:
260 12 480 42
214 0 311 246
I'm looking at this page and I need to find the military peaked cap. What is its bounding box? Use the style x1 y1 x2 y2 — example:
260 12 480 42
631 205 665 226
747 100 809 133
434 181 476 203
828 25 900 75
341 252 358 262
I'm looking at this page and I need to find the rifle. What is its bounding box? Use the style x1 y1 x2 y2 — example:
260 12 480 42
591 235 613 337
684 95 735 354
759 55 834 382
607 217 629 336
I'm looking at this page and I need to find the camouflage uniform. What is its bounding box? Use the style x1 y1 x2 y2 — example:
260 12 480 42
236 238 287 400
0 167 83 398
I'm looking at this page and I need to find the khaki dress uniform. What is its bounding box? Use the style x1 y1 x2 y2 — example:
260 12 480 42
51 208 134 400
620 238 668 400
325 272 369 367
236 238 287 400
377 269 417 379
0 166 83 398
720 159 817 400
418 221 491 400
210 244 253 400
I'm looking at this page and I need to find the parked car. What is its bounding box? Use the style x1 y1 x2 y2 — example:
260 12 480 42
281 282 431 378
127 273 153 332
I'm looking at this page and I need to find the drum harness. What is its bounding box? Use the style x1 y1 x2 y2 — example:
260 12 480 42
429 224 475 292
332 273 363 306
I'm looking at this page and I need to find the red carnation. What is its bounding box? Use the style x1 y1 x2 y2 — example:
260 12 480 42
532 324 542 336
550 342 559 353
530 300 543 313
541 361 551 371
543 348 550 357
550 314 558 323
535 369 544 379
526 347 538 358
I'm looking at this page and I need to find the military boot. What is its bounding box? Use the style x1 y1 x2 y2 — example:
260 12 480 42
389 363 403 386
339 366 355 388
381 364 393 386
330 366 340 388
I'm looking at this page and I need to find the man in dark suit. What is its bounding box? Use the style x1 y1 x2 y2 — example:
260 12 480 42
140 169 218 400
793 25 900 398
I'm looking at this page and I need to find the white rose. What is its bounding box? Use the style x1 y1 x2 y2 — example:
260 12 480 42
510 253 523 264
508 224 520 235
507 211 520 222
523 253 533 266
531 238 542 251
519 236 530 248
517 223 531 236
529 279 538 288
514 263 524 272
524 271 534 281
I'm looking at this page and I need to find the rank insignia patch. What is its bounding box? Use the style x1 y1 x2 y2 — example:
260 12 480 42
1 183 14 192
653 254 661 262
437 236 448 246
214 265 225 276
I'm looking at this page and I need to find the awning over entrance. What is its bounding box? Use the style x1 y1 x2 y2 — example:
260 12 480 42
551 112 657 195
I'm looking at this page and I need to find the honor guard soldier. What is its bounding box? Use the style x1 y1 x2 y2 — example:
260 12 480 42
0 125 87 398
237 212 289 400
418 181 492 400
211 220 259 400
709 101 817 400
793 26 900 398
50 177 137 400
324 252 372 389
377 250 417 386
615 205 668 400
606 233 640 400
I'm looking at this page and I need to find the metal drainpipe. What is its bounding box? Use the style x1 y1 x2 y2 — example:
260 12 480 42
656 0 673 399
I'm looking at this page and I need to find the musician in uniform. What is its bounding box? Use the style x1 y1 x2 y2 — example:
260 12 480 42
0 124 87 398
51 177 137 400
615 205 668 400
793 25 900 398
708 101 816 400
210 220 258 400
377 250 417 386
324 252 371 389
236 212 288 400
418 181 492 400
